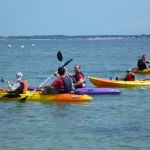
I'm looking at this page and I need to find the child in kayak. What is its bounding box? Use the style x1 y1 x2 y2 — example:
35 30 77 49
116 68 135 81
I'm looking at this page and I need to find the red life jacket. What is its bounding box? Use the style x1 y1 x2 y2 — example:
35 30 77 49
73 72 86 88
125 74 135 81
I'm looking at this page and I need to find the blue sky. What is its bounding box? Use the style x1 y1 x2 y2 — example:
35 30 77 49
0 0 150 36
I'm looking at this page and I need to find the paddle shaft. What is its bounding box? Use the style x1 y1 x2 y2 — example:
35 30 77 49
27 74 54 97
20 58 73 101
62 61 70 76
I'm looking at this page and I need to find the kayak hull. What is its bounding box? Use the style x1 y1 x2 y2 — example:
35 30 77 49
131 67 150 73
27 86 121 95
0 91 92 102
88 76 150 87
72 88 120 95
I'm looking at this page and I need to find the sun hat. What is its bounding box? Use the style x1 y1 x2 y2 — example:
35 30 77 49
16 72 23 81
127 68 131 72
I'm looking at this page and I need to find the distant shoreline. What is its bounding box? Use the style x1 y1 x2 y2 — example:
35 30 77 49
0 34 150 40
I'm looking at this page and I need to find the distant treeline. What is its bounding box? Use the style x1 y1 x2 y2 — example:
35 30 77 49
0 34 150 40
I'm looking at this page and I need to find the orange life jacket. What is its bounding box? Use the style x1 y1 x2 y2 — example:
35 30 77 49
16 80 28 94
22 80 28 94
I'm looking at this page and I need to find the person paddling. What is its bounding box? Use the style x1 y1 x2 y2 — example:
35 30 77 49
117 68 135 81
6 72 28 94
38 67 72 94
137 54 150 71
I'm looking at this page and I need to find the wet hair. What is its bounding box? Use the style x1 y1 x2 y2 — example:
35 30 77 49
58 67 65 75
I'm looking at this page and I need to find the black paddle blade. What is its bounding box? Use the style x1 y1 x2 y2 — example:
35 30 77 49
0 78 5 83
62 59 73 67
20 96 28 102
57 51 63 62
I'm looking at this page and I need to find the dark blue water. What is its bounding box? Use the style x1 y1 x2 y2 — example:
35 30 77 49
0 38 150 150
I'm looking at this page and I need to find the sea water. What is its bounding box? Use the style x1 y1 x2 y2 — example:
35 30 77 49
0 38 150 150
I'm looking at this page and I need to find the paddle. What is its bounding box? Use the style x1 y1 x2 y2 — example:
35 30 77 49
20 58 73 102
0 78 5 83
57 51 74 86
57 51 84 94
0 78 21 94
57 51 70 75
0 78 7 92
57 51 63 62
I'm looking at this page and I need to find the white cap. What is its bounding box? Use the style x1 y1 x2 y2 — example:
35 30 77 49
16 72 23 81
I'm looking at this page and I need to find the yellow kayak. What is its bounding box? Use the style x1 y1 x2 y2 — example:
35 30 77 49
131 67 150 73
0 90 93 102
88 76 150 87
